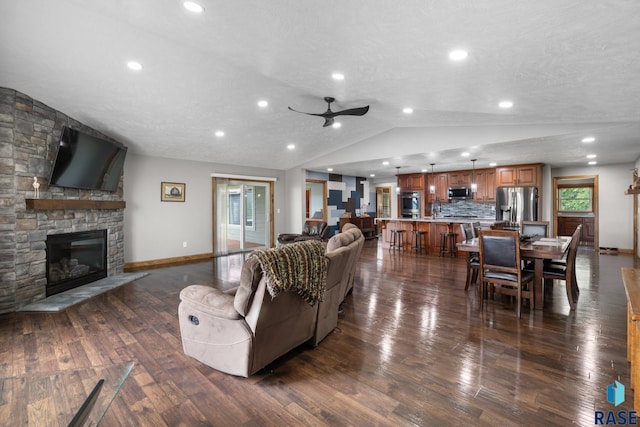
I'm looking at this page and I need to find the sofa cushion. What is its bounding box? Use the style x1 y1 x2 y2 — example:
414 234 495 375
326 230 356 252
234 256 263 316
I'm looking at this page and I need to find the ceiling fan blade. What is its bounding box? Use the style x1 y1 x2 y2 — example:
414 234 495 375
288 106 326 117
322 117 335 127
333 106 370 117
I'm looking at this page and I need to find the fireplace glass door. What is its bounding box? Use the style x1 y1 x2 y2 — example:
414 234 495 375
46 230 108 296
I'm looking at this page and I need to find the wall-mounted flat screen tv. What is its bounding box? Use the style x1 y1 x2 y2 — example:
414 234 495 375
49 126 127 192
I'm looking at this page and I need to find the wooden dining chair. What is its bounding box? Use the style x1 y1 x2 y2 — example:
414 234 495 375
521 221 549 237
459 223 479 290
478 229 535 318
536 225 582 309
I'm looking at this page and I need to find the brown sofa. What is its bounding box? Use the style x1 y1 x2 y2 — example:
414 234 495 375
178 229 363 377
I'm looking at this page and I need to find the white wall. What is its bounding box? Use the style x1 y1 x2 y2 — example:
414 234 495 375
552 163 635 250
123 153 286 263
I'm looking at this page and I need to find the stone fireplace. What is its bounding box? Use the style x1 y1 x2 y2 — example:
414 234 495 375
0 88 126 313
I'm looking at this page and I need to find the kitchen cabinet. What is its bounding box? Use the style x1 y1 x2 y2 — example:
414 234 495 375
428 173 449 203
557 216 595 245
496 164 541 187
397 173 425 191
473 169 496 203
448 172 472 187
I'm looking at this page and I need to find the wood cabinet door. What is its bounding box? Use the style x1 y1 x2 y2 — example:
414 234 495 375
516 166 538 186
436 174 449 202
397 175 409 190
474 169 496 202
449 172 472 186
408 174 425 190
582 218 595 242
496 167 517 186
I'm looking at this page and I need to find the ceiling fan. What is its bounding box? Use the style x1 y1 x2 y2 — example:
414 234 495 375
288 97 370 127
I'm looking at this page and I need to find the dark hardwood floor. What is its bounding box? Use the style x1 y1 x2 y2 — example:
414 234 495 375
1 242 639 426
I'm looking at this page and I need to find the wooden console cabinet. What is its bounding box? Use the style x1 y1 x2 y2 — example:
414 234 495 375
339 217 377 239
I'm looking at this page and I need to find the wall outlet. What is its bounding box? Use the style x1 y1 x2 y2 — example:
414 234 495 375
183 241 187 248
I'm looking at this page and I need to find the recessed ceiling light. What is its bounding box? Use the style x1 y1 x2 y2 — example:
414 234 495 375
461 152 470 157
449 50 468 61
582 136 595 143
183 1 204 13
586 154 597 159
370 174 375 177
257 100 268 108
489 162 497 167
287 144 295 150
215 130 225 137
127 61 142 71
327 168 333 172
382 161 390 166
421 169 427 172
332 73 345 81
403 107 413 114
498 101 513 109
332 122 341 129
588 161 597 165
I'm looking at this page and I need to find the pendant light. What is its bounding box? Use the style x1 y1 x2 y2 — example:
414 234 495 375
471 159 478 193
395 166 401 193
429 163 436 194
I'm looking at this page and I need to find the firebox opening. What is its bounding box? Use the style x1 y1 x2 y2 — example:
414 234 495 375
46 230 108 297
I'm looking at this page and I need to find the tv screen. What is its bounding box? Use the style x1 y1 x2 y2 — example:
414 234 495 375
49 126 127 192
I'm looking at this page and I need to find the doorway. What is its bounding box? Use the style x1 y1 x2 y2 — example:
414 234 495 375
552 175 599 249
305 179 327 220
213 177 273 256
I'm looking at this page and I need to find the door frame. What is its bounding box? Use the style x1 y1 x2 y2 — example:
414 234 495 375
212 175 275 256
305 179 328 221
552 174 599 249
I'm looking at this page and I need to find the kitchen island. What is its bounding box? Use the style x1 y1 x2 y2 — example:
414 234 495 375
375 217 506 254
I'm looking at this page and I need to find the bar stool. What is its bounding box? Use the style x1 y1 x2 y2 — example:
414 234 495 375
439 232 456 257
389 227 406 252
412 229 427 254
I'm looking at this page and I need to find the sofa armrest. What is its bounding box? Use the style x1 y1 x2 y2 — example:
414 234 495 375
277 233 302 243
179 284 241 320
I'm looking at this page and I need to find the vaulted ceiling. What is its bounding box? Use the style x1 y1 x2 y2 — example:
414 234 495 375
1 1 639 180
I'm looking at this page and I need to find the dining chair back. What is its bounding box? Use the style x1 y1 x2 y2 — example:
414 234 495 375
459 223 479 290
470 221 481 238
521 221 549 237
538 224 582 309
478 229 534 317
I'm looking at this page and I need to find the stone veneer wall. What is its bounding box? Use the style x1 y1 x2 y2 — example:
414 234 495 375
0 88 125 313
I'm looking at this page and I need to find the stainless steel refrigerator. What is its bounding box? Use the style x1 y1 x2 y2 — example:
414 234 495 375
495 187 538 228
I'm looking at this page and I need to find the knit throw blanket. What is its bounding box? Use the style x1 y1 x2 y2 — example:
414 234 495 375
251 240 327 305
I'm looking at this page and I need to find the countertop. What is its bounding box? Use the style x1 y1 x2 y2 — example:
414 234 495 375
376 217 505 224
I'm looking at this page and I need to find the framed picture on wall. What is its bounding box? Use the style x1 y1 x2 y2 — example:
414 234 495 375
161 182 185 202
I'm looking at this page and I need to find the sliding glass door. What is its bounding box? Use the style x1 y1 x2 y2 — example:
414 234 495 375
214 178 271 256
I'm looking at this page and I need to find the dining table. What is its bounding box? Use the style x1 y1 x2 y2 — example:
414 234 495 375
457 235 572 309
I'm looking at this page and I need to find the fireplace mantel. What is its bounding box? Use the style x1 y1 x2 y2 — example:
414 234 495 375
25 199 126 210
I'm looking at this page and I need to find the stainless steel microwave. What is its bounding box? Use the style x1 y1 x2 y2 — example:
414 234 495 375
448 187 471 199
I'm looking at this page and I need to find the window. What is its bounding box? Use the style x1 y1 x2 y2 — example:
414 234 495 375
558 186 593 212
227 186 255 229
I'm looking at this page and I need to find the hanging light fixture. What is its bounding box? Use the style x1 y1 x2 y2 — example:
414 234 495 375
395 166 401 193
429 163 436 194
471 159 478 193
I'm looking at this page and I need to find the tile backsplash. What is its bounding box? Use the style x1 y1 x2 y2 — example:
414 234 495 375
432 199 496 218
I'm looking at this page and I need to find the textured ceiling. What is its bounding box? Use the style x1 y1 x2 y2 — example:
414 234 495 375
1 0 639 180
